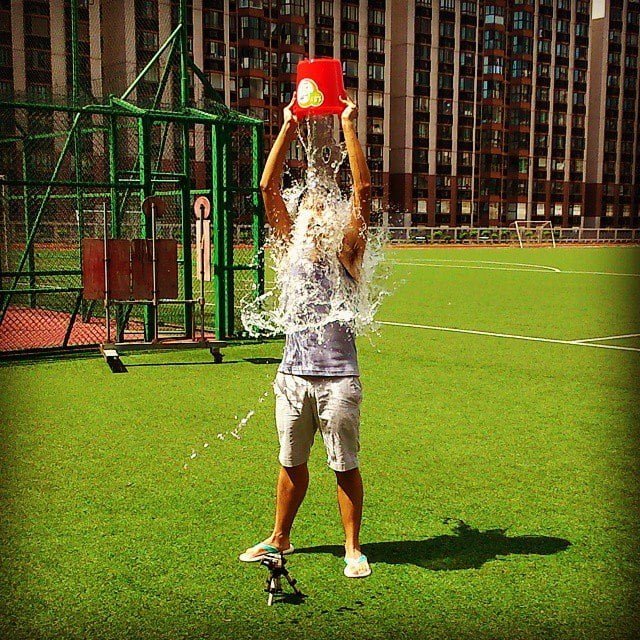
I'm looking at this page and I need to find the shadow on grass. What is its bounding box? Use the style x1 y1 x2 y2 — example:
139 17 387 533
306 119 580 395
126 356 281 368
126 357 281 368
296 519 571 571
126 360 243 367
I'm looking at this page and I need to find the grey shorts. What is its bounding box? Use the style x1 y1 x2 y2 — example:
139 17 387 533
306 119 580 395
274 372 362 472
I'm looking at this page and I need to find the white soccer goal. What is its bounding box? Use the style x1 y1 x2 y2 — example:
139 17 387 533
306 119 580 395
509 220 557 248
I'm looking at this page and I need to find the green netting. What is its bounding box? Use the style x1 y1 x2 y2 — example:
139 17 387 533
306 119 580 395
0 0 263 353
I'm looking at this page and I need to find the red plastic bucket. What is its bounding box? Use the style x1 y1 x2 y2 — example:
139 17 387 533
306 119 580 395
292 58 347 117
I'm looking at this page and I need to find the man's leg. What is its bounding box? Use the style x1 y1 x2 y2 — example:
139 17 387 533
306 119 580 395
241 463 309 560
270 463 309 548
335 467 363 559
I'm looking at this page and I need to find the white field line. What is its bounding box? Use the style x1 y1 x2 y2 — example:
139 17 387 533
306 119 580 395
393 258 561 271
390 258 640 277
379 321 640 353
573 333 640 344
393 261 556 274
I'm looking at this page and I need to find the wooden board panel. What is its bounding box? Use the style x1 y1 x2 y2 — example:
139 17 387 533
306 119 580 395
81 238 105 300
131 239 153 300
156 240 179 299
107 239 132 300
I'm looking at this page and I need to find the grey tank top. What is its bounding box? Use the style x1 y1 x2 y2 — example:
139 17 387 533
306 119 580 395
278 258 359 377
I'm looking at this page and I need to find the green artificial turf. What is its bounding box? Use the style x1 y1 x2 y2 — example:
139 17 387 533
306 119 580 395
1 246 639 640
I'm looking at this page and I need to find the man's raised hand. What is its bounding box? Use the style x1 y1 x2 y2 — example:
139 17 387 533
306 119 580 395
340 94 358 124
283 92 299 127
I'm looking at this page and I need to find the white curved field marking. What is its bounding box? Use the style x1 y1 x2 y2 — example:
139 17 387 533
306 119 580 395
392 258 561 272
573 332 640 344
392 261 558 274
556 269 640 277
390 258 640 277
379 321 640 353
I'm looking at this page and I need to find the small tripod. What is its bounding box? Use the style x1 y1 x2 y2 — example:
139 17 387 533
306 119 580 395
260 552 303 606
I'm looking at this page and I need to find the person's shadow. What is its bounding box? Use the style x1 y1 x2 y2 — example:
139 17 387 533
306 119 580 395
295 519 571 571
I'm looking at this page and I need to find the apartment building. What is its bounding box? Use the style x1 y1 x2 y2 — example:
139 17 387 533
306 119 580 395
1 0 638 228
586 0 640 227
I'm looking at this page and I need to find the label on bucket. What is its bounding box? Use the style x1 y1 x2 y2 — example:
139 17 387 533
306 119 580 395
297 78 325 108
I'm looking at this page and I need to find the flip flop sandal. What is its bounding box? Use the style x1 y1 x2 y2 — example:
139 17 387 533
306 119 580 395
239 543 295 563
344 554 372 578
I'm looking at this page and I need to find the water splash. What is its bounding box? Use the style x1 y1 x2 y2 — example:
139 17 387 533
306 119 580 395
241 116 389 339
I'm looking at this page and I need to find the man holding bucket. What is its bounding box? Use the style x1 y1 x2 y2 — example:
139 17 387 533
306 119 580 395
239 62 372 579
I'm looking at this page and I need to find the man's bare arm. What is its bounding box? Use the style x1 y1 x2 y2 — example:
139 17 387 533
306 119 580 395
260 94 298 240
339 95 371 280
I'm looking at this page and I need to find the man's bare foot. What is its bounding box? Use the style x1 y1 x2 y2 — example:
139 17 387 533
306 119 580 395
239 535 293 562
344 546 371 578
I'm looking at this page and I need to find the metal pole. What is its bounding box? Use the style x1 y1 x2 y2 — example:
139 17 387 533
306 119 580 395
102 202 111 344
199 204 205 342
211 126 226 339
251 125 265 299
0 177 8 273
179 0 194 338
151 202 159 343
222 125 234 337
21 144 36 308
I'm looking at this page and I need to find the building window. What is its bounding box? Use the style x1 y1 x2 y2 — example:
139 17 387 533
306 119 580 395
368 64 384 81
317 0 333 16
461 26 475 41
459 76 474 92
438 74 453 89
554 66 568 81
511 59 531 78
415 96 429 111
26 49 50 70
415 122 429 138
240 16 265 40
25 15 49 38
461 2 476 14
209 41 225 57
512 35 532 54
139 31 159 50
140 1 158 19
341 32 358 49
368 118 383 134
538 39 551 54
483 55 503 75
204 10 223 28
484 5 504 25
280 52 303 73
208 72 224 90
483 30 504 50
367 91 383 107
512 10 532 30
281 0 305 16
342 3 358 21
317 28 333 45
440 22 455 38
440 0 455 9
368 36 384 53
368 8 384 25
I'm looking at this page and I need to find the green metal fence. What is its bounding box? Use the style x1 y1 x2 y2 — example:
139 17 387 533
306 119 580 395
0 0 264 354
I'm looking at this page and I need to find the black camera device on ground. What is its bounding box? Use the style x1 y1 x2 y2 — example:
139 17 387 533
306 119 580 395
260 552 303 606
